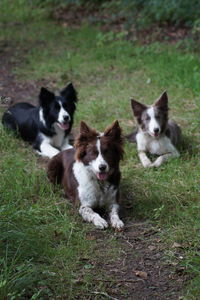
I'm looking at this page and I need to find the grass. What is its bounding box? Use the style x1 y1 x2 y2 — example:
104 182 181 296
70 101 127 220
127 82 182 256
0 0 200 299
0 129 100 299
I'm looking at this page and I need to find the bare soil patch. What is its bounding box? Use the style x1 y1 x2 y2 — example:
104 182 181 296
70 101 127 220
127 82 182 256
53 4 191 45
86 220 187 300
0 50 36 107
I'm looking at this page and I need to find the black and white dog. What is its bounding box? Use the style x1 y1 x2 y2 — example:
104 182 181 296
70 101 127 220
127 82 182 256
127 91 181 167
2 83 78 158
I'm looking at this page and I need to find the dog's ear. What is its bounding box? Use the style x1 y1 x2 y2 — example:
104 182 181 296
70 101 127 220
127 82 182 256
104 120 122 142
104 120 124 160
79 121 93 136
154 91 168 111
74 121 98 160
39 87 55 107
131 99 147 118
60 82 78 102
76 121 98 144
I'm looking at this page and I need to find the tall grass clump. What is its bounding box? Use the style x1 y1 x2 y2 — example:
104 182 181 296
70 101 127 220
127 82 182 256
0 125 94 299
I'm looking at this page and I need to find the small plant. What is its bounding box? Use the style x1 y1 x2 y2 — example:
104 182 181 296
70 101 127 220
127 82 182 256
96 31 126 46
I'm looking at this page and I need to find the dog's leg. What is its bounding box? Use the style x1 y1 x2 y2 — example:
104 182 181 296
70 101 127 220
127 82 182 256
138 151 152 167
79 206 108 229
109 203 124 230
152 150 180 167
39 141 60 158
61 136 73 151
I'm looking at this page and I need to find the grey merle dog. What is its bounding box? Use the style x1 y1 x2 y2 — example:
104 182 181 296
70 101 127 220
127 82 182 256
127 91 181 167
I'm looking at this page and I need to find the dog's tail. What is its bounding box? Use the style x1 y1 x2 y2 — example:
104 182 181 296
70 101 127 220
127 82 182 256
2 110 18 132
126 129 137 143
47 153 64 185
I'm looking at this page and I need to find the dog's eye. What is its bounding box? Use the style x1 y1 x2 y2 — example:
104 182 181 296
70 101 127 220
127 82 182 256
54 103 60 110
62 103 68 110
155 116 160 120
102 149 108 155
92 150 99 156
145 116 150 121
88 147 98 157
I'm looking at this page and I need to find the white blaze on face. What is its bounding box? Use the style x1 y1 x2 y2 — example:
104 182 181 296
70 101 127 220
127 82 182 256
58 101 70 124
56 101 71 131
90 138 109 180
146 107 161 137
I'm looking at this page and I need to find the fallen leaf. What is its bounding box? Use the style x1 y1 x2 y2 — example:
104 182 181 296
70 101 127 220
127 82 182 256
115 227 124 232
133 270 148 279
118 119 134 127
148 245 156 251
83 264 94 269
86 235 96 240
172 242 182 248
156 238 162 243
146 78 151 84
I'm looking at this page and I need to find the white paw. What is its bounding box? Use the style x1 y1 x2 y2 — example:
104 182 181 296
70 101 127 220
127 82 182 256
142 161 152 168
151 157 163 167
36 150 42 156
111 218 124 231
93 215 108 229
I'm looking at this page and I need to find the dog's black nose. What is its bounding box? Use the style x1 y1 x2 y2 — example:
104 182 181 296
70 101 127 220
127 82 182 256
99 164 107 172
64 115 69 122
154 128 159 134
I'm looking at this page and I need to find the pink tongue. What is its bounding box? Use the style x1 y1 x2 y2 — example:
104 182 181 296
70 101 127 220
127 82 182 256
60 123 69 130
97 173 108 181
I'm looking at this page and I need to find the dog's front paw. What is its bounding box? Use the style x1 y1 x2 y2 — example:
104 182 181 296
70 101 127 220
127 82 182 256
111 219 124 231
151 157 163 167
142 161 152 168
93 215 108 229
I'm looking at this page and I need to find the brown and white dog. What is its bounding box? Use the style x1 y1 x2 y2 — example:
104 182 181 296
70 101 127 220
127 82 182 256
127 91 181 167
47 120 124 230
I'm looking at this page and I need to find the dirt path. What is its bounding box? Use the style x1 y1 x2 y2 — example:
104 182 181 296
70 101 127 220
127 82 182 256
0 52 36 106
88 220 187 300
0 49 187 300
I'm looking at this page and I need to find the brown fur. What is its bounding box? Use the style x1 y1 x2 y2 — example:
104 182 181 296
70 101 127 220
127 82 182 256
154 91 168 112
131 99 147 125
74 121 99 161
47 149 79 204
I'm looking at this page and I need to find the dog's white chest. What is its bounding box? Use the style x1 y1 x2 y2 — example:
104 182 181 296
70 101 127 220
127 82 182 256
148 136 175 155
137 133 174 155
73 161 116 208
51 125 65 148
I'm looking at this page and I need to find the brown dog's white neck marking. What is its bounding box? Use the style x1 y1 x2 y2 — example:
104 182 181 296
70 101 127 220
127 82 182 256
73 159 123 229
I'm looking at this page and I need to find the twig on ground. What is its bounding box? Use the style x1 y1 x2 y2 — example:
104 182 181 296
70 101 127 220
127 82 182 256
93 278 144 283
91 291 119 300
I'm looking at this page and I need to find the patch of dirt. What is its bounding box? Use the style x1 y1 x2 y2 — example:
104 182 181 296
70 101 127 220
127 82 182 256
0 50 37 107
86 221 187 300
0 45 57 108
0 40 187 300
53 4 191 45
